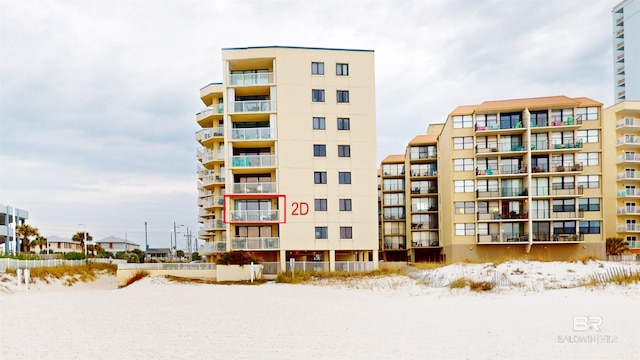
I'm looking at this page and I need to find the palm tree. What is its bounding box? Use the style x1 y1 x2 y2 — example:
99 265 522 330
87 242 103 258
30 236 48 254
16 224 39 253
72 231 93 256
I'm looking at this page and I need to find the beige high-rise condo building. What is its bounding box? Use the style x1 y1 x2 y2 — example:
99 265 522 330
196 46 379 272
381 96 611 262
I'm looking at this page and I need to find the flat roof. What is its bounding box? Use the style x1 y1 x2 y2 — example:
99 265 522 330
449 96 602 116
222 45 374 53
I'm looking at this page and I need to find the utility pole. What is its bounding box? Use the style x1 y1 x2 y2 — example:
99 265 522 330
144 221 148 263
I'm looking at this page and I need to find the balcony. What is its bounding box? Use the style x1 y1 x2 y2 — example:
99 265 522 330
549 140 583 151
616 53 625 62
383 215 406 221
196 127 224 143
617 171 640 181
197 149 225 164
230 100 275 113
410 222 438 230
203 219 226 230
617 224 640 232
199 242 227 255
477 187 527 199
617 136 640 148
551 163 583 173
616 16 624 26
550 211 584 219
617 154 640 164
409 170 437 177
617 41 624 50
382 184 405 192
196 105 224 122
474 122 526 133
383 240 406 250
477 233 584 243
618 189 640 197
200 174 226 187
230 237 280 250
231 154 275 168
618 206 640 215
549 116 582 127
230 127 274 141
228 72 274 86
410 205 437 212
476 165 528 176
232 182 276 194
477 212 528 221
229 210 280 222
616 65 625 74
199 196 224 208
616 117 640 129
411 239 440 247
410 186 437 195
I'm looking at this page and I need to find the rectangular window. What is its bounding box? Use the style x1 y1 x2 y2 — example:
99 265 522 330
454 158 474 172
578 198 600 212
453 136 473 150
339 199 352 211
577 175 600 189
338 171 351 184
454 180 474 193
336 63 349 76
338 145 351 157
454 201 475 215
455 223 475 236
552 199 575 212
337 90 349 103
312 89 325 102
311 62 324 75
576 107 598 121
579 221 601 234
337 117 350 130
314 199 327 211
313 117 326 130
313 144 326 157
314 171 327 184
576 152 599 166
340 226 353 239
315 226 328 239
576 129 599 143
453 115 473 128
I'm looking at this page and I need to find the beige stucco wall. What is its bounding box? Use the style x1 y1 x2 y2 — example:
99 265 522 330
117 269 216 287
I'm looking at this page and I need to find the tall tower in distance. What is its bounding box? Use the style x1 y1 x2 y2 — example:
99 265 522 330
613 0 640 102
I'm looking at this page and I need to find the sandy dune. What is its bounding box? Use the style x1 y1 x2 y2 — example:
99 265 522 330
1 260 638 359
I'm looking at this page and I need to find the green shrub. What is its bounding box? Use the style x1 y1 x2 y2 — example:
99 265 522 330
216 251 262 266
63 252 83 260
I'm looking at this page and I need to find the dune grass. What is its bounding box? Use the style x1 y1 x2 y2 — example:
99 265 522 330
7 263 117 286
121 270 149 288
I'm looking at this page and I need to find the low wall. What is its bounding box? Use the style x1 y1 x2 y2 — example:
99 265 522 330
216 264 263 282
117 269 216 287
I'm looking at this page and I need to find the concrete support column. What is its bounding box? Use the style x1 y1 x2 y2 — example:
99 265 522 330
329 250 335 272
372 250 379 270
280 250 287 273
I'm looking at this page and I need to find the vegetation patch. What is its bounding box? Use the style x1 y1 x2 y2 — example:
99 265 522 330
216 251 262 266
469 280 495 292
275 267 407 284
163 275 267 285
19 263 117 286
121 270 149 288
448 277 468 289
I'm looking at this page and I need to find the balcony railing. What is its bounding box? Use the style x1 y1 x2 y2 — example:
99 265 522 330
199 242 227 254
551 163 583 172
232 182 276 194
475 122 526 131
616 117 640 129
617 154 640 163
477 187 527 198
199 196 224 208
617 136 640 147
230 127 273 141
202 219 225 230
410 186 438 194
410 205 437 212
617 224 640 232
477 233 583 243
231 154 275 167
477 212 528 220
195 127 224 142
229 210 279 222
550 211 584 219
230 100 275 113
383 184 405 191
201 174 226 186
549 115 582 127
231 237 280 250
196 105 224 120
197 150 225 163
411 239 440 247
228 72 274 86
618 189 640 197
618 207 640 215
550 140 583 150
410 170 437 177
410 222 438 230
617 171 640 180
383 241 406 250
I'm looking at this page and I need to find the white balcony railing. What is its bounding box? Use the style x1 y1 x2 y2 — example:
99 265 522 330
229 210 279 222
617 171 640 180
618 206 640 215
199 242 226 254
230 127 273 140
230 237 280 250
196 127 224 142
196 105 224 121
616 117 640 129
230 100 275 113
228 72 274 86
197 149 225 163
617 224 640 232
201 174 226 186
616 136 640 146
231 154 275 167
617 154 640 163
199 196 224 208
232 182 276 194
202 219 225 230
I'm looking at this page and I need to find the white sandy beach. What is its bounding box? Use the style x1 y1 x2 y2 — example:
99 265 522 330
1 260 639 360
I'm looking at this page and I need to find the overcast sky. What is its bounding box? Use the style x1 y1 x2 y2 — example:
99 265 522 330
0 0 620 249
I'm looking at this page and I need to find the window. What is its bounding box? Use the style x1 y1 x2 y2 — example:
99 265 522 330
314 171 327 184
339 199 352 211
500 112 522 129
338 171 351 184
311 62 324 75
576 129 599 143
576 107 598 121
577 175 599 189
453 136 473 150
383 178 404 191
576 152 599 166
578 198 600 212
312 89 325 102
315 226 328 239
453 115 473 128
383 163 405 176
454 180 474 193
385 193 405 206
313 117 326 130
340 226 352 239
336 63 349 76
338 145 351 157
476 114 498 128
530 111 548 127
337 117 350 130
553 221 576 235
337 90 349 103
313 144 326 157
455 223 475 236
552 199 575 212
552 176 575 190
314 199 327 211
579 221 601 234
454 158 474 172
410 145 437 159
454 202 475 215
